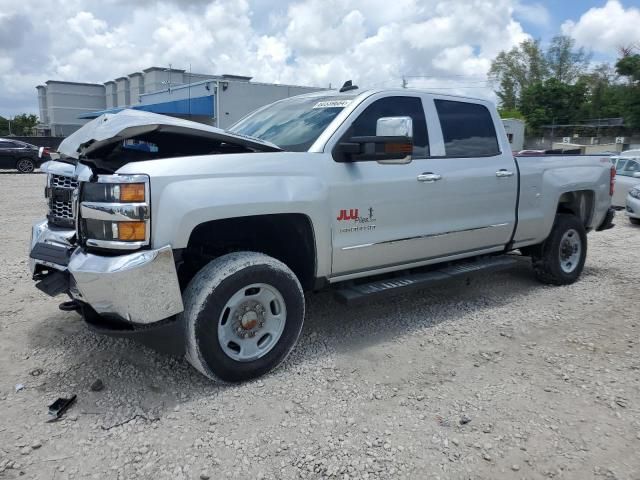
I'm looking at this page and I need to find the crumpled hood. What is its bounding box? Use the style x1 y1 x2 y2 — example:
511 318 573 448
57 109 281 159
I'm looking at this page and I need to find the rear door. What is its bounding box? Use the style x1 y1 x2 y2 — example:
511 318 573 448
412 97 518 256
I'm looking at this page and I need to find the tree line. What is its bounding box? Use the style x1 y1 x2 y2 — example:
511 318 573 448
490 35 640 134
0 114 39 136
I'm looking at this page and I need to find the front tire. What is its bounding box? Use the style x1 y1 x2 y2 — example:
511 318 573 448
181 252 305 382
16 158 35 173
532 214 587 285
630 217 640 225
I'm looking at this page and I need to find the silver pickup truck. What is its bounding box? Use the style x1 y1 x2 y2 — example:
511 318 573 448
29 87 616 381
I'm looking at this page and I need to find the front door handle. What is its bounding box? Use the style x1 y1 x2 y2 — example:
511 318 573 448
496 169 514 178
417 172 442 182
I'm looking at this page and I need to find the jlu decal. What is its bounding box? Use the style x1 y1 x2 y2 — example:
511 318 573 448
337 209 359 221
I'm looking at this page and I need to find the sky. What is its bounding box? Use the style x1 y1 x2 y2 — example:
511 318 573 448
0 0 639 118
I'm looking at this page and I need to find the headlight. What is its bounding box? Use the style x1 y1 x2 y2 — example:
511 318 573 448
629 188 640 200
79 174 150 250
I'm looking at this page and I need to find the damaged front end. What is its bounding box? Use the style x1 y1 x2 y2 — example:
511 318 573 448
30 110 278 339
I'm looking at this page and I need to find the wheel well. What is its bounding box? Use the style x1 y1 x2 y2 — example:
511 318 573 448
556 190 594 227
180 214 317 291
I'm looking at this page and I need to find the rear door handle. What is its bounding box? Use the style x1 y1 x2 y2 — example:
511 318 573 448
417 172 442 182
496 169 514 178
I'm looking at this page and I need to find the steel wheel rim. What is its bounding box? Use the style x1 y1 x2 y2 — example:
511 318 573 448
559 228 581 274
218 283 287 362
17 159 34 173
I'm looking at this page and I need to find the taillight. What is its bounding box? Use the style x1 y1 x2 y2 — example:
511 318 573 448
610 166 616 196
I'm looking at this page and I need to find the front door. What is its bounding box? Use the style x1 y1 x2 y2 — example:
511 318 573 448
329 95 433 276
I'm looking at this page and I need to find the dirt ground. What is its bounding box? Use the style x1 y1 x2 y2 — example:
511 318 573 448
0 171 639 480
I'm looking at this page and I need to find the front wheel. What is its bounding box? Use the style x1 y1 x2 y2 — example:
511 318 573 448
16 158 35 173
181 252 305 382
630 217 640 225
532 214 587 285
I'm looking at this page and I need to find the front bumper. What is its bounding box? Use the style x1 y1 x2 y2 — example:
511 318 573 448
626 195 640 219
30 220 184 325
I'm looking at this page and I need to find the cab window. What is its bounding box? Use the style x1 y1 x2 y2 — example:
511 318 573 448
349 96 428 158
435 99 500 157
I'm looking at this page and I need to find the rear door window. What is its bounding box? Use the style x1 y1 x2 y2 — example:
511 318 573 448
435 99 500 157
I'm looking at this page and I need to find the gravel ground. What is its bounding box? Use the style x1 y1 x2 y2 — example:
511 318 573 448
0 171 639 480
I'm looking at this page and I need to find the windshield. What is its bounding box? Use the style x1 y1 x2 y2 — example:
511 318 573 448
228 95 357 151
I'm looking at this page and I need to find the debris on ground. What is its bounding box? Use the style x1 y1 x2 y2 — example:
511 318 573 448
90 379 105 392
47 395 77 421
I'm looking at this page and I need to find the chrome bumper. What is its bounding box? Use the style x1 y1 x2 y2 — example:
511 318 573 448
30 220 184 325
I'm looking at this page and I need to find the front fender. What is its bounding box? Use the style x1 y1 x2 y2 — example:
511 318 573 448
150 174 332 277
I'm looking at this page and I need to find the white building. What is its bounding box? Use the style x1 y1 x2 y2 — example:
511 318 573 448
502 118 525 152
36 67 324 136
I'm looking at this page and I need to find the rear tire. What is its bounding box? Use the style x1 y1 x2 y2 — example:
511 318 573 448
630 217 640 225
181 252 305 382
532 214 587 285
16 158 35 173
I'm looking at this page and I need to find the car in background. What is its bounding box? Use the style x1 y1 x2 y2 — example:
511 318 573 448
612 150 640 207
0 138 46 173
626 185 640 225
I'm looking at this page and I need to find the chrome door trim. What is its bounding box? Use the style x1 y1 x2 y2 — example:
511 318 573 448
340 223 510 251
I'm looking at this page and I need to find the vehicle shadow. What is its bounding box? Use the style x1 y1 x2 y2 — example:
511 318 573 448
23 258 541 427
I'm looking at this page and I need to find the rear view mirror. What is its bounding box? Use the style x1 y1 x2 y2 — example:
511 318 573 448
376 116 413 137
334 116 414 164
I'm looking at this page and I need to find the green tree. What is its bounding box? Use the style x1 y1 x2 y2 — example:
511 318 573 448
546 36 591 84
520 78 587 132
10 114 39 135
615 53 640 82
489 39 548 110
615 52 640 127
0 116 8 136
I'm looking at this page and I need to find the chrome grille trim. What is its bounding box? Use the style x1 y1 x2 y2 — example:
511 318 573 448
47 173 79 227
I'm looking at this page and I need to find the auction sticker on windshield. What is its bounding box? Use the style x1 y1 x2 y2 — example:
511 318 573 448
312 100 352 109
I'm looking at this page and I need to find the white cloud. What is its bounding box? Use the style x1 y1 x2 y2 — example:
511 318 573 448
0 0 537 116
513 1 551 28
562 0 640 55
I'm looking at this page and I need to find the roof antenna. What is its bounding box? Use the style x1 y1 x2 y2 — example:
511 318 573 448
339 80 358 93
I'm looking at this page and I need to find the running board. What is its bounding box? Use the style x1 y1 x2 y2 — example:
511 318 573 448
333 256 519 305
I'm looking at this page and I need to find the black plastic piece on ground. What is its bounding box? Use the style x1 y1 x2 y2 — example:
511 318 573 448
59 300 80 311
47 395 77 421
30 242 72 266
35 270 70 297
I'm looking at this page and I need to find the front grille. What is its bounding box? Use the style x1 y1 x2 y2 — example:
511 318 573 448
51 174 79 190
47 174 79 228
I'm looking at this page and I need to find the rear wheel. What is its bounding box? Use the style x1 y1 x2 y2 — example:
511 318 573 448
16 158 35 173
532 214 587 285
630 217 640 225
181 252 305 382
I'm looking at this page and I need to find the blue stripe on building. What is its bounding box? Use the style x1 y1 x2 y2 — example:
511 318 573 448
79 95 214 119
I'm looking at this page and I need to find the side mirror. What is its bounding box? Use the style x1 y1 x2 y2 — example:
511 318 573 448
633 171 640 178
334 116 413 164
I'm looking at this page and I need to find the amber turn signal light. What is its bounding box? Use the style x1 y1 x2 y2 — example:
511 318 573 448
119 183 145 202
117 221 146 241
